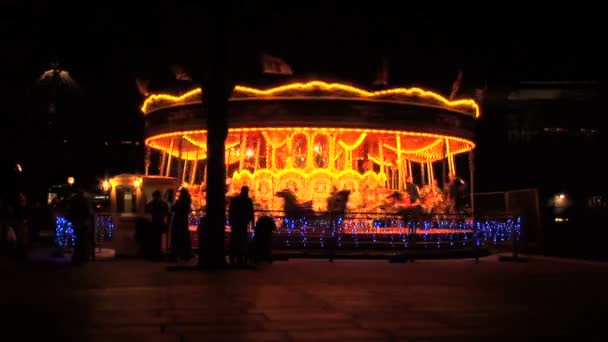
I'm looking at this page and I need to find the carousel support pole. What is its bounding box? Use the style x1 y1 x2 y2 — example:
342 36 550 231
442 139 448 188
144 147 151 176
468 150 478 263
166 155 172 177
426 159 430 185
407 159 412 182
265 142 271 170
203 161 207 186
181 159 189 185
254 136 261 172
166 138 174 177
420 162 426 185
329 133 336 171
238 133 247 171
450 154 456 176
306 131 314 170
378 138 385 175
177 136 184 185
445 138 455 177
190 151 199 185
396 135 403 191
378 138 387 187
270 147 276 170
442 158 448 190
160 151 167 176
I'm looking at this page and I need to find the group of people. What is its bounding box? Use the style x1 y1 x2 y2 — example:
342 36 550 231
140 187 193 262
140 185 274 265
1 189 96 265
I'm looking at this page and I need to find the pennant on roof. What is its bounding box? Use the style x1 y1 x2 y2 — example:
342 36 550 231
449 69 463 100
474 84 487 103
135 78 150 96
261 53 293 75
171 64 192 81
373 59 389 86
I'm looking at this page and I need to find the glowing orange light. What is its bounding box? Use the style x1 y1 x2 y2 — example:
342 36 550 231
246 148 254 158
233 168 387 183
141 88 202 113
141 80 480 118
146 127 475 162
133 178 141 188
102 180 110 191
67 177 75 185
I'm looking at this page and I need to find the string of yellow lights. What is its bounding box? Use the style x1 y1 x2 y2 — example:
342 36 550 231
141 81 480 117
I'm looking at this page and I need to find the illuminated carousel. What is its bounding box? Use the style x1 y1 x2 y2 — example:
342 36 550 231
52 80 523 256
142 81 478 218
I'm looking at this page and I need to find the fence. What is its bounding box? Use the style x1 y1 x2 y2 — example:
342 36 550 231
53 212 114 260
187 210 520 253
474 188 541 251
54 210 521 258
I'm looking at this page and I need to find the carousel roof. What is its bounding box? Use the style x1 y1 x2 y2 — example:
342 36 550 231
141 80 480 118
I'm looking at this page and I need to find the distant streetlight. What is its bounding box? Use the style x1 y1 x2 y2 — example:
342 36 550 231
102 180 110 192
67 176 75 186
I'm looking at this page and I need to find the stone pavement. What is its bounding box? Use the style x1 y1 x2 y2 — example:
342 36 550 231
1 254 607 341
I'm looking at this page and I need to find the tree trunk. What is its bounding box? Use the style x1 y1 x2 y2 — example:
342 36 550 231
198 3 232 269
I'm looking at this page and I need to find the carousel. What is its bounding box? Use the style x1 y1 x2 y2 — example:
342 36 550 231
56 80 523 256
141 80 477 216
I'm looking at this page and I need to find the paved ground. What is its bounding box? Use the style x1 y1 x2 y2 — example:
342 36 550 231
2 253 607 341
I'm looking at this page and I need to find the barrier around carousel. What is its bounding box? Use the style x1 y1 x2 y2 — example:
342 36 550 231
53 212 117 260
185 210 521 258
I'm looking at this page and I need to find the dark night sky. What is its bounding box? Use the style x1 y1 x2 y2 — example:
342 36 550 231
0 3 603 192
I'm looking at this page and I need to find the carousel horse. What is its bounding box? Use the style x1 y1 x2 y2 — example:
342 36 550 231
275 188 315 223
326 189 351 221
275 188 351 227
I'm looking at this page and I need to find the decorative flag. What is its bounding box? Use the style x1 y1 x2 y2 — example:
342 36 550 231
261 53 293 75
373 58 389 86
171 64 192 81
449 69 463 100
135 78 150 96
474 84 487 103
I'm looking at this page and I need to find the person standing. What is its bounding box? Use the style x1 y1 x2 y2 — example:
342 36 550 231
171 188 192 261
228 186 254 265
67 190 93 265
145 190 169 261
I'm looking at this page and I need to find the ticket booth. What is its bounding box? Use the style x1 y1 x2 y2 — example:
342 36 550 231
106 174 177 256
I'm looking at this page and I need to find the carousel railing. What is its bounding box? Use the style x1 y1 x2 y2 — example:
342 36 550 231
53 210 521 258
186 209 521 252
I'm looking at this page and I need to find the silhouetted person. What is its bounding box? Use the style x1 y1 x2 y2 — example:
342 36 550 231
67 190 93 265
0 194 16 257
251 215 275 263
145 190 169 261
171 188 192 261
447 175 466 214
405 176 420 204
11 192 29 259
228 186 254 265
326 189 350 262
